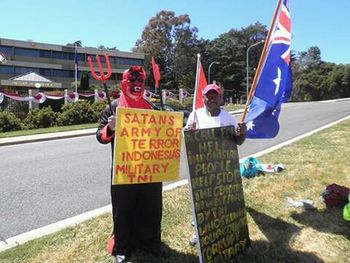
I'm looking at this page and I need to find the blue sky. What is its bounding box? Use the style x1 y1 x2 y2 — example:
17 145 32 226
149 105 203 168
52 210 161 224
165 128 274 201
2 0 349 64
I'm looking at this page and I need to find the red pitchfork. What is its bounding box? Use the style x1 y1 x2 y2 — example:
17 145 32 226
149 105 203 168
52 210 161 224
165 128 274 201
87 53 114 113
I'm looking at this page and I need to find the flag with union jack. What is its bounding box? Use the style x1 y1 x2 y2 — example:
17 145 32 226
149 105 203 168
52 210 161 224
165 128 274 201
245 0 292 138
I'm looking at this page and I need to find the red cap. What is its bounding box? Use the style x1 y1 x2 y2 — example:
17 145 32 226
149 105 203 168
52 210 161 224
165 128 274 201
203 84 222 95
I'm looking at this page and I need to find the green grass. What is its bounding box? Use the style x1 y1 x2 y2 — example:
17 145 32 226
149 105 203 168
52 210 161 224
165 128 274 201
224 103 245 112
0 123 97 138
1 120 349 263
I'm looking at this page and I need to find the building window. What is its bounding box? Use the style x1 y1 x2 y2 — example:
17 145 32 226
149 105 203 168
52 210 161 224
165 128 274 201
51 69 74 78
39 50 52 58
52 51 71 60
39 68 52 76
15 48 40 57
0 46 14 57
117 58 143 66
75 53 85 62
108 56 118 64
0 65 14 74
15 67 40 75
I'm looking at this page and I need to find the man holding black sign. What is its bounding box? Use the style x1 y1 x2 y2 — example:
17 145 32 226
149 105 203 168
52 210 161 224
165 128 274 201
185 83 246 144
184 84 249 260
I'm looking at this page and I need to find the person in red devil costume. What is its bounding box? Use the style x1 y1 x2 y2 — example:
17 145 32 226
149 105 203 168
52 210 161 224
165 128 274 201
96 66 165 262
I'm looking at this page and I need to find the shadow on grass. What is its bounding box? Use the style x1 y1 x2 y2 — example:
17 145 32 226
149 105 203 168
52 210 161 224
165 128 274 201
243 207 323 263
128 242 198 263
290 207 350 239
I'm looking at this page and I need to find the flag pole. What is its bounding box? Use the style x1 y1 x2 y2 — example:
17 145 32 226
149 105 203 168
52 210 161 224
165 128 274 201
74 44 78 94
193 53 201 111
192 53 201 126
240 0 283 122
158 80 164 110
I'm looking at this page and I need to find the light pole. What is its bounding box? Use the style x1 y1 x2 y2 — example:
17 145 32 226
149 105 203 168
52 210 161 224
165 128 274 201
208 61 220 84
246 40 264 99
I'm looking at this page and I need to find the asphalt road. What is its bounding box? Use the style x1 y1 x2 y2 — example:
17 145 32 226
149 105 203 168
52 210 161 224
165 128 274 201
1 99 349 240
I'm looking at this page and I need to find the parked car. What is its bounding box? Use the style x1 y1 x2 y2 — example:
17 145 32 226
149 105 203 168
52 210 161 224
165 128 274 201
152 103 190 126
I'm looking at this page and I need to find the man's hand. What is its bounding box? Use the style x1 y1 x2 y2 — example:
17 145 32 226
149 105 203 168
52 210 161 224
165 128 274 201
108 115 116 131
235 122 246 136
184 122 197 131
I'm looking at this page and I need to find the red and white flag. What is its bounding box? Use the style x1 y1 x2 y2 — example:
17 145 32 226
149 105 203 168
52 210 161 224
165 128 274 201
193 54 207 110
152 56 160 89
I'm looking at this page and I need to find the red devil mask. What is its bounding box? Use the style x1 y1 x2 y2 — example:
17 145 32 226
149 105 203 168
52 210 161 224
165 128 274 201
121 66 146 101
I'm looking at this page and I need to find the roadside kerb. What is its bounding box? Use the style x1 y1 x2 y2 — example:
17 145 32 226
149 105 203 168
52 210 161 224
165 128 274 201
0 110 243 147
0 128 96 147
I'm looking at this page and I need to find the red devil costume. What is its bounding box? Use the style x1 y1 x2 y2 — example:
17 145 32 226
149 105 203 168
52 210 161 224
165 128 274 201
96 66 163 261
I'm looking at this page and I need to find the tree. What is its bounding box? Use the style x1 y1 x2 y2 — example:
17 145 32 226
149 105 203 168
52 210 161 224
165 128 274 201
80 72 90 91
133 11 202 91
67 40 82 47
297 46 322 70
205 22 267 98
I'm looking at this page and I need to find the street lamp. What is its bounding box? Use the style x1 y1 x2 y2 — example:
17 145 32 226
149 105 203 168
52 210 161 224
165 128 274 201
246 40 264 99
208 61 220 84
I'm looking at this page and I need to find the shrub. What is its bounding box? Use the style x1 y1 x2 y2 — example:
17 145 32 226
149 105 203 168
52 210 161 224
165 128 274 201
90 101 108 120
23 106 58 129
58 100 97 126
166 98 186 110
182 97 194 111
0 110 23 132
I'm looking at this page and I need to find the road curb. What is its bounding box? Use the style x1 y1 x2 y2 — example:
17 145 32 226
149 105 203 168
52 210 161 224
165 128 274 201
0 128 96 147
0 111 242 147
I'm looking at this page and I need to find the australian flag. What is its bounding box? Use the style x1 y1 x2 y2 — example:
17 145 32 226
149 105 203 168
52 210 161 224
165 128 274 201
246 0 292 138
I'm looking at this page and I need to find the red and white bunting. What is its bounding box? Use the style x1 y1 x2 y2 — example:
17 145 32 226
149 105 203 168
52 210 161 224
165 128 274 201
3 93 31 102
45 94 64 100
32 92 47 104
78 93 95 98
95 91 106 101
143 90 153 99
67 92 79 102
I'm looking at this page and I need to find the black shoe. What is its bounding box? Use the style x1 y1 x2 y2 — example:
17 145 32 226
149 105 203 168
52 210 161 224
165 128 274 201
116 254 132 263
116 255 126 263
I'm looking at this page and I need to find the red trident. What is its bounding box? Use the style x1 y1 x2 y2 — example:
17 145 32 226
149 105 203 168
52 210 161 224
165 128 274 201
88 53 114 113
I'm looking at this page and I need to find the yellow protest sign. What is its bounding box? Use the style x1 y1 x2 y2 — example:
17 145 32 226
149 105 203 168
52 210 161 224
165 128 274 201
112 108 183 185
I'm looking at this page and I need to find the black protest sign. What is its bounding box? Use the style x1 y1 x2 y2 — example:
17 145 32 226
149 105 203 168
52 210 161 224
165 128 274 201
185 126 250 262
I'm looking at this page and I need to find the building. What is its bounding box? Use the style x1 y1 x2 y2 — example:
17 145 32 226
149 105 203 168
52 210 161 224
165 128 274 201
0 38 145 93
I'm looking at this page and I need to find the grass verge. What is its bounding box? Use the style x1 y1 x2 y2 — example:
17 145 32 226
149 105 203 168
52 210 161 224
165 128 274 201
0 123 97 138
224 103 244 112
1 120 349 262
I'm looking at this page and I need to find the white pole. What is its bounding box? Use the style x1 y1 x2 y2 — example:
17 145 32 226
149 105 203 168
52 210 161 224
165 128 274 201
74 44 78 93
94 88 98 103
246 40 264 100
64 89 68 105
28 89 32 110
207 61 220 84
179 88 183 104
